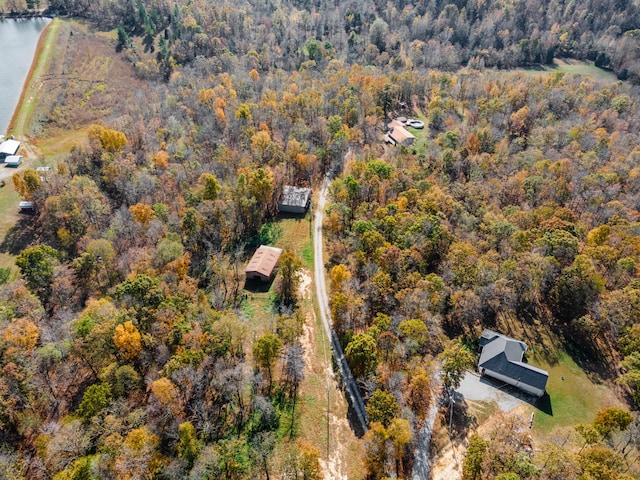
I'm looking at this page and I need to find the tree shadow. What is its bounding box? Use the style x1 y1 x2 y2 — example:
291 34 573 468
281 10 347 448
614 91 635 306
0 214 38 255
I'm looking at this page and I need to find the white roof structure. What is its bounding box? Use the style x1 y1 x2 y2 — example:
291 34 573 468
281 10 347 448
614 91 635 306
0 139 20 156
279 186 312 212
5 155 22 166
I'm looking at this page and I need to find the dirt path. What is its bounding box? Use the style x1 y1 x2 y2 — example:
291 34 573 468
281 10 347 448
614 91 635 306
297 269 353 480
313 174 368 433
412 367 443 480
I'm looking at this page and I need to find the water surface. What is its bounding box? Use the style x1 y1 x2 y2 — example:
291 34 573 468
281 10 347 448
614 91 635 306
0 17 51 136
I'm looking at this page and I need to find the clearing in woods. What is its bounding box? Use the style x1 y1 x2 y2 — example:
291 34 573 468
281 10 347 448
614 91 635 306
241 215 364 479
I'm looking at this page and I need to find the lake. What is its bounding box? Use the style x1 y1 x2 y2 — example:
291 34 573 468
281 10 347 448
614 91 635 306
0 17 51 136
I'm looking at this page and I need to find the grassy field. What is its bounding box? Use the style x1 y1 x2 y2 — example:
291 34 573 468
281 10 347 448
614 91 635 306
517 59 618 83
0 180 21 270
553 59 618 81
528 351 624 435
35 125 91 159
240 211 364 478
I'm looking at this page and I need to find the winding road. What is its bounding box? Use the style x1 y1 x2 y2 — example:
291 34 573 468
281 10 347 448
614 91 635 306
313 176 369 434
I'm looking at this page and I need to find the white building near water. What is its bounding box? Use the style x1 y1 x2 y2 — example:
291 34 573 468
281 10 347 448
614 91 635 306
0 139 20 159
5 155 22 167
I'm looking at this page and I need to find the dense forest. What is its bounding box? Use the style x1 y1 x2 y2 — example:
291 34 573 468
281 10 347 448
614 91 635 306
39 0 640 81
1 0 640 478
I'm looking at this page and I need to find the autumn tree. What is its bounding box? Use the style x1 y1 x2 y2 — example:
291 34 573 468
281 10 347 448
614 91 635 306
16 245 59 303
253 334 283 394
345 332 378 378
463 433 489 480
113 321 143 362
276 249 302 307
113 427 165 479
439 339 475 391
366 389 399 428
77 383 112 420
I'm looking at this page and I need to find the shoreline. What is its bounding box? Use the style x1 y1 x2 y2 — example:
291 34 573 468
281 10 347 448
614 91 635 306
6 17 59 141
0 10 51 20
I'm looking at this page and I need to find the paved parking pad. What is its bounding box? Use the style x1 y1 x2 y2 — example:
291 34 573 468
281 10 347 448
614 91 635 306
456 372 524 412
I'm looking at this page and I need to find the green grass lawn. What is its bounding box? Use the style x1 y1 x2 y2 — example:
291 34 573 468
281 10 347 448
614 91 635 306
530 351 624 435
0 180 21 270
517 60 618 83
553 61 618 82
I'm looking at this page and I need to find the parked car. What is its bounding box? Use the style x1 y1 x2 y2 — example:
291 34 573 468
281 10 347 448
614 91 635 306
407 119 424 129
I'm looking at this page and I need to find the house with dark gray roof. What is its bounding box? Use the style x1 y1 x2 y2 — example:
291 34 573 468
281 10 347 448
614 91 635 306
278 186 311 214
478 329 549 398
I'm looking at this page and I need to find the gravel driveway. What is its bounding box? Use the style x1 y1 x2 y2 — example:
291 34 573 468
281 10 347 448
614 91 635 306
455 371 524 412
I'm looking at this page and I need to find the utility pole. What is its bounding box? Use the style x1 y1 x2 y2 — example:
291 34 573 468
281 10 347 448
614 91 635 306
448 390 455 433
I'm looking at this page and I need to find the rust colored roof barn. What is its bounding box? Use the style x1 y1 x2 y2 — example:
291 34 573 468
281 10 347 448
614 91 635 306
245 245 283 282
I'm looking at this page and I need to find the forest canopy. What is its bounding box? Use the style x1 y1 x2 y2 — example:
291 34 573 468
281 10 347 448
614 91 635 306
40 0 640 82
1 0 640 478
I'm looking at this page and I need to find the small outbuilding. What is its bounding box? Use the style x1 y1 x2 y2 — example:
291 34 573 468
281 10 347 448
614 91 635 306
386 120 415 147
278 186 312 214
245 245 283 282
0 139 20 158
19 201 35 213
5 155 23 167
478 329 549 398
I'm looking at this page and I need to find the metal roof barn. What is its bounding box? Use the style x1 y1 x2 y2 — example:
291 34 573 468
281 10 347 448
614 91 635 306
245 245 283 282
0 139 20 157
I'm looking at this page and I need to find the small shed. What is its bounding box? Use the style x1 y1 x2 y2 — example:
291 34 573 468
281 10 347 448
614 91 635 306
278 186 312 214
245 245 283 282
5 155 23 167
19 201 35 213
0 139 20 158
478 329 549 398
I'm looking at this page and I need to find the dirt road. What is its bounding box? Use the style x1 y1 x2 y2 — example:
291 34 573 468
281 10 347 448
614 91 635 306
313 176 368 433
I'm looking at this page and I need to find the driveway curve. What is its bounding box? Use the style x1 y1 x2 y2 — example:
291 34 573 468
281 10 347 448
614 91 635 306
313 176 368 434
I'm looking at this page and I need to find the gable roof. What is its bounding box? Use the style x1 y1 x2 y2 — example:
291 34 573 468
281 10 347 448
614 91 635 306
279 186 311 208
387 120 415 144
246 245 283 278
479 329 549 392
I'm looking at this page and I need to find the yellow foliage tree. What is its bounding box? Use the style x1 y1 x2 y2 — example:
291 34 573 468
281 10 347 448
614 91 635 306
297 440 323 480
13 169 41 200
114 427 165 480
129 203 155 225
150 377 182 415
154 150 169 169
89 125 128 152
330 264 351 292
2 317 39 358
198 88 215 105
113 321 142 361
